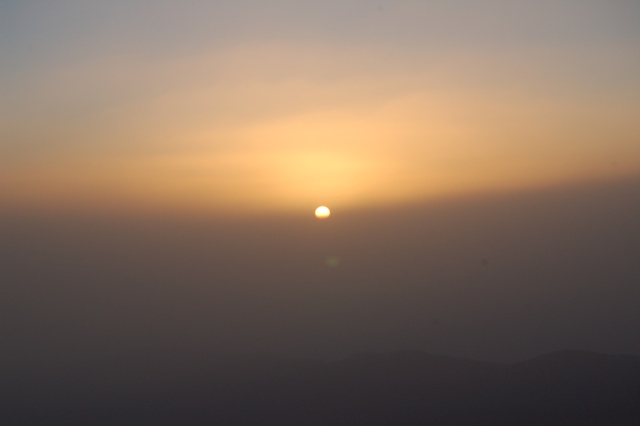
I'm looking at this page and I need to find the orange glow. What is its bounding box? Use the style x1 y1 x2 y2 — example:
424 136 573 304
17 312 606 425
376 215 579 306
2 43 639 215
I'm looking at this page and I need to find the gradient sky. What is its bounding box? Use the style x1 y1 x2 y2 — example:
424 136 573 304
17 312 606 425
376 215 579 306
2 0 639 213
2 0 640 395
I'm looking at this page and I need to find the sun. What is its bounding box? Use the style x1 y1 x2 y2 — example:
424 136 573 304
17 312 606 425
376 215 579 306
315 206 331 219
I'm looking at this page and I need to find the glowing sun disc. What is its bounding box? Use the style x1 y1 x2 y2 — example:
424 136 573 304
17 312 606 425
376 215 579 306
315 206 331 219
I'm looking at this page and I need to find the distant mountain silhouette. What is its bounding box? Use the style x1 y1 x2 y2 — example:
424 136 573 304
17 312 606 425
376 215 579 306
5 350 640 425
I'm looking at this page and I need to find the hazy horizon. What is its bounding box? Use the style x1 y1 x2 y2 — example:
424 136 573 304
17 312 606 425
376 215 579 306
2 2 640 411
4 176 639 381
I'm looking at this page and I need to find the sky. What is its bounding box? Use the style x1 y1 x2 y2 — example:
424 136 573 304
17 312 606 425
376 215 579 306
2 0 639 213
2 0 640 391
